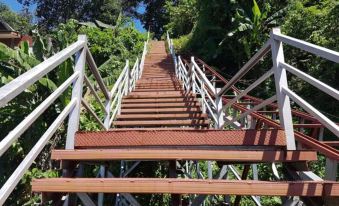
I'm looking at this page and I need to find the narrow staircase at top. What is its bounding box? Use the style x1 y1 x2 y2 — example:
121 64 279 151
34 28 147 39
113 41 210 128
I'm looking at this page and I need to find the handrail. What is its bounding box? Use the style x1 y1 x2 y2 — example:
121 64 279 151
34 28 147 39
0 32 150 204
0 99 77 205
272 32 339 64
191 58 215 92
217 40 271 96
167 27 339 158
280 62 339 100
282 86 339 136
0 72 79 157
85 45 110 99
0 40 86 107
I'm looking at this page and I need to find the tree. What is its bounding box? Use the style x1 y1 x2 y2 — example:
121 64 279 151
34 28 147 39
141 0 169 39
164 0 198 38
0 2 32 34
17 0 142 30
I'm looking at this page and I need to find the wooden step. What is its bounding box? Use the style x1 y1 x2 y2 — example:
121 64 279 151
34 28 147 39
136 80 181 83
135 86 181 90
74 129 287 148
124 93 195 99
141 75 175 78
135 84 181 88
113 119 210 127
116 113 208 120
121 102 200 108
142 72 175 75
120 107 201 114
141 74 175 77
133 88 182 92
140 78 176 81
129 91 185 95
122 97 197 103
51 149 316 162
32 178 339 196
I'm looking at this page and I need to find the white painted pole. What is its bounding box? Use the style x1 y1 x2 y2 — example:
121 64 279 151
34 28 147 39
215 88 225 129
190 57 196 93
270 28 296 150
65 35 87 149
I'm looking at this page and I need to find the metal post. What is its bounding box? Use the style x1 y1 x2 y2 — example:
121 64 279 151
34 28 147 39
270 27 296 150
318 127 324 141
190 57 196 94
246 104 252 129
252 164 260 203
125 60 129 95
201 83 206 113
169 161 181 206
215 88 225 129
325 158 338 181
65 35 87 149
135 58 139 89
98 166 105 206
175 56 178 77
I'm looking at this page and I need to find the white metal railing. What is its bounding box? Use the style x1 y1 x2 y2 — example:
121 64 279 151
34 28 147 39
0 33 149 204
167 27 339 150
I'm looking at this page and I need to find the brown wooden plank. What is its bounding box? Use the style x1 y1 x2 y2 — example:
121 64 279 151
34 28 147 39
51 149 317 162
113 119 210 127
121 102 200 108
133 88 181 92
122 97 197 104
129 91 184 95
32 178 339 196
75 129 287 148
116 113 208 120
120 107 201 114
124 93 195 99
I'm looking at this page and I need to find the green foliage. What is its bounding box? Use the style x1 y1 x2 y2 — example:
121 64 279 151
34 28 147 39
0 2 32 34
173 34 191 52
142 0 169 39
19 0 142 30
164 0 198 37
0 16 146 205
281 0 339 127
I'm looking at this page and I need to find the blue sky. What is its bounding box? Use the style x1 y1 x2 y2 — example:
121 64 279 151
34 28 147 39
1 0 146 32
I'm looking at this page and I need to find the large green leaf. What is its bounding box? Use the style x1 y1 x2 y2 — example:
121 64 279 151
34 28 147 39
20 41 29 55
252 0 262 25
32 31 46 61
38 77 57 92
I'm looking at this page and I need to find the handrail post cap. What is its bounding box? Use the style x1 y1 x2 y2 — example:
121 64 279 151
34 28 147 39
271 27 281 35
78 35 87 42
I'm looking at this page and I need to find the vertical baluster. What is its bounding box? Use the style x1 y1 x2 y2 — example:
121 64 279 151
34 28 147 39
125 60 129 95
66 35 87 149
117 83 123 115
190 57 196 94
270 27 296 150
201 82 206 113
215 88 225 129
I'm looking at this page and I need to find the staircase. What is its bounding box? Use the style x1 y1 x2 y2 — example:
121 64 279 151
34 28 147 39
31 40 338 206
0 29 338 206
113 41 209 128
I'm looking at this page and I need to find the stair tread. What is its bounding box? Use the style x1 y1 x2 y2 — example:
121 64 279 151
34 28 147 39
31 178 339 196
51 149 317 162
74 129 287 148
120 107 201 114
122 98 197 103
121 102 200 108
124 93 195 99
116 113 208 120
113 119 210 126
